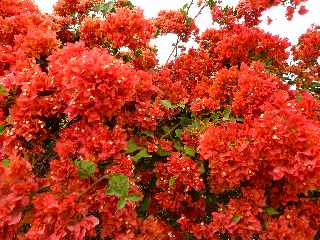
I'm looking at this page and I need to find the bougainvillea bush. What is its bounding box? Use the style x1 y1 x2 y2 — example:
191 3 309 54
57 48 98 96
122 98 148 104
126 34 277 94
0 0 320 239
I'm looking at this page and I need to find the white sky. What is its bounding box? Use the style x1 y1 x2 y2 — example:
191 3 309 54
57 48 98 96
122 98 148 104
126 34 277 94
34 0 320 64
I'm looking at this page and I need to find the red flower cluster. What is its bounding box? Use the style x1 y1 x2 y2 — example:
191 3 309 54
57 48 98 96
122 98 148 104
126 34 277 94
153 10 198 42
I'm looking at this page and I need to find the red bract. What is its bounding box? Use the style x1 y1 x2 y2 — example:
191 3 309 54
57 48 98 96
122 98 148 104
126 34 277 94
103 8 155 49
54 0 99 17
200 24 289 69
199 122 258 192
0 0 39 17
55 120 127 162
155 153 204 210
261 207 316 240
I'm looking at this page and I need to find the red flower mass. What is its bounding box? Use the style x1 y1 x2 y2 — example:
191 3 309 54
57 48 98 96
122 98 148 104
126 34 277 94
0 0 319 239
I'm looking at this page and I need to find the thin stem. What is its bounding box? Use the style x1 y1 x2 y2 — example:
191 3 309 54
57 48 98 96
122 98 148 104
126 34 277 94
165 37 180 65
165 0 194 65
194 2 208 20
164 0 209 65
77 175 109 202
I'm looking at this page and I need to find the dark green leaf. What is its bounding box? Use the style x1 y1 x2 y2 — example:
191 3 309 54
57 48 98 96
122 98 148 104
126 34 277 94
184 145 196 157
155 27 161 37
264 207 280 215
156 147 171 157
208 0 216 8
107 174 129 197
133 149 152 162
126 139 143 154
264 58 273 67
0 125 6 135
232 215 241 222
179 116 191 126
142 130 154 138
197 161 205 175
135 48 143 56
74 160 96 179
162 125 171 134
2 159 10 168
174 143 184 151
122 54 133 63
210 112 220 122
137 197 150 217
175 129 183 138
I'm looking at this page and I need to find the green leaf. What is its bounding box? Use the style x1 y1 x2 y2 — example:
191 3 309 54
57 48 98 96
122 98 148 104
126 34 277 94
169 176 176 188
185 17 193 26
176 102 186 109
107 174 129 197
70 11 78 18
126 193 141 202
264 58 273 67
174 143 184 151
192 120 201 129
155 27 161 37
126 139 143 154
0 85 8 96
295 93 302 102
210 112 220 122
119 0 135 9
2 159 10 168
94 1 116 13
122 54 133 63
197 160 206 175
156 147 171 157
222 108 231 121
74 160 96 179
0 125 6 135
179 116 191 126
232 215 241 222
142 130 154 138
234 116 244 122
137 197 151 217
208 0 216 8
175 129 183 138
117 197 127 209
135 48 143 56
264 207 280 215
133 148 152 162
182 3 188 10
184 145 196 157
160 99 174 109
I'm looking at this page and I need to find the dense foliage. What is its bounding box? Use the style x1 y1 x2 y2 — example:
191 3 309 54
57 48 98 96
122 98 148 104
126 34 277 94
0 0 320 239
